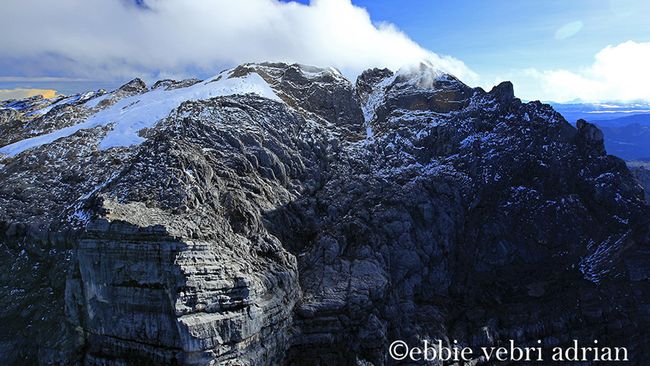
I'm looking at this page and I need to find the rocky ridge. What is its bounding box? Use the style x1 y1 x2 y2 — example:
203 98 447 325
0 62 649 365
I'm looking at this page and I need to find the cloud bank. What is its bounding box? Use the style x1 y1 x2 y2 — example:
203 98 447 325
508 41 650 103
2 1 647 103
0 0 476 83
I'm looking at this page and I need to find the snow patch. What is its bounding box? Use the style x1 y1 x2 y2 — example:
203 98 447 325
362 73 397 138
0 71 281 156
27 94 82 116
297 64 344 80
84 93 111 109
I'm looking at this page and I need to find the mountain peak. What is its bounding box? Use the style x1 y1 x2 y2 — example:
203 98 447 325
489 81 515 102
1 61 649 366
117 78 147 94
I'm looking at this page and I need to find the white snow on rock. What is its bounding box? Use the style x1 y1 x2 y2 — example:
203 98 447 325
0 71 281 156
297 64 345 80
84 93 111 109
26 92 94 116
362 73 396 124
361 61 448 139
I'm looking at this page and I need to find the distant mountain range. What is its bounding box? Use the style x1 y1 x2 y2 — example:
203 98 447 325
552 102 650 161
551 101 650 122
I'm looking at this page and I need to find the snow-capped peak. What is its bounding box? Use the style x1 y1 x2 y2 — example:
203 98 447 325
0 70 281 157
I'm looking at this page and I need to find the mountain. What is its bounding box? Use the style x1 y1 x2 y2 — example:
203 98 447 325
598 122 650 161
1 62 649 365
628 161 650 203
551 103 650 161
551 101 650 122
633 168 650 202
592 114 650 161
593 113 650 127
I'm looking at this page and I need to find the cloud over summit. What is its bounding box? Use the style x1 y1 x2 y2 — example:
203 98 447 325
0 0 476 83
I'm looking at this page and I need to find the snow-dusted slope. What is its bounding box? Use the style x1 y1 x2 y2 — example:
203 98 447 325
2 62 649 366
0 70 280 156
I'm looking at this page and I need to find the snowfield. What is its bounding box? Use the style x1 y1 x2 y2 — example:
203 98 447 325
0 70 280 156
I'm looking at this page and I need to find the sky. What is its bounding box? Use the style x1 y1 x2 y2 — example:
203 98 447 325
0 0 648 103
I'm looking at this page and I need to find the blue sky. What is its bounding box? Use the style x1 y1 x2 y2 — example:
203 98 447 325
352 0 649 75
1 0 649 102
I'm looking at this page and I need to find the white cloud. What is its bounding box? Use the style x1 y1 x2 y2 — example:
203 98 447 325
0 0 476 83
554 21 583 40
505 41 650 103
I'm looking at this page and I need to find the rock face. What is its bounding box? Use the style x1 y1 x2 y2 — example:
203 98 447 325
231 63 365 138
1 62 649 365
629 163 650 203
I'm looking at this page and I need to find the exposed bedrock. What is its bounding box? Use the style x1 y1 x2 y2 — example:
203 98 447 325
0 62 648 365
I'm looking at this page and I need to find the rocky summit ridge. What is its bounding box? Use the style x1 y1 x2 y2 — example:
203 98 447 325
0 62 649 365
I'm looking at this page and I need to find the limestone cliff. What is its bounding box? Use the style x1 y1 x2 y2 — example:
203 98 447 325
1 63 648 365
